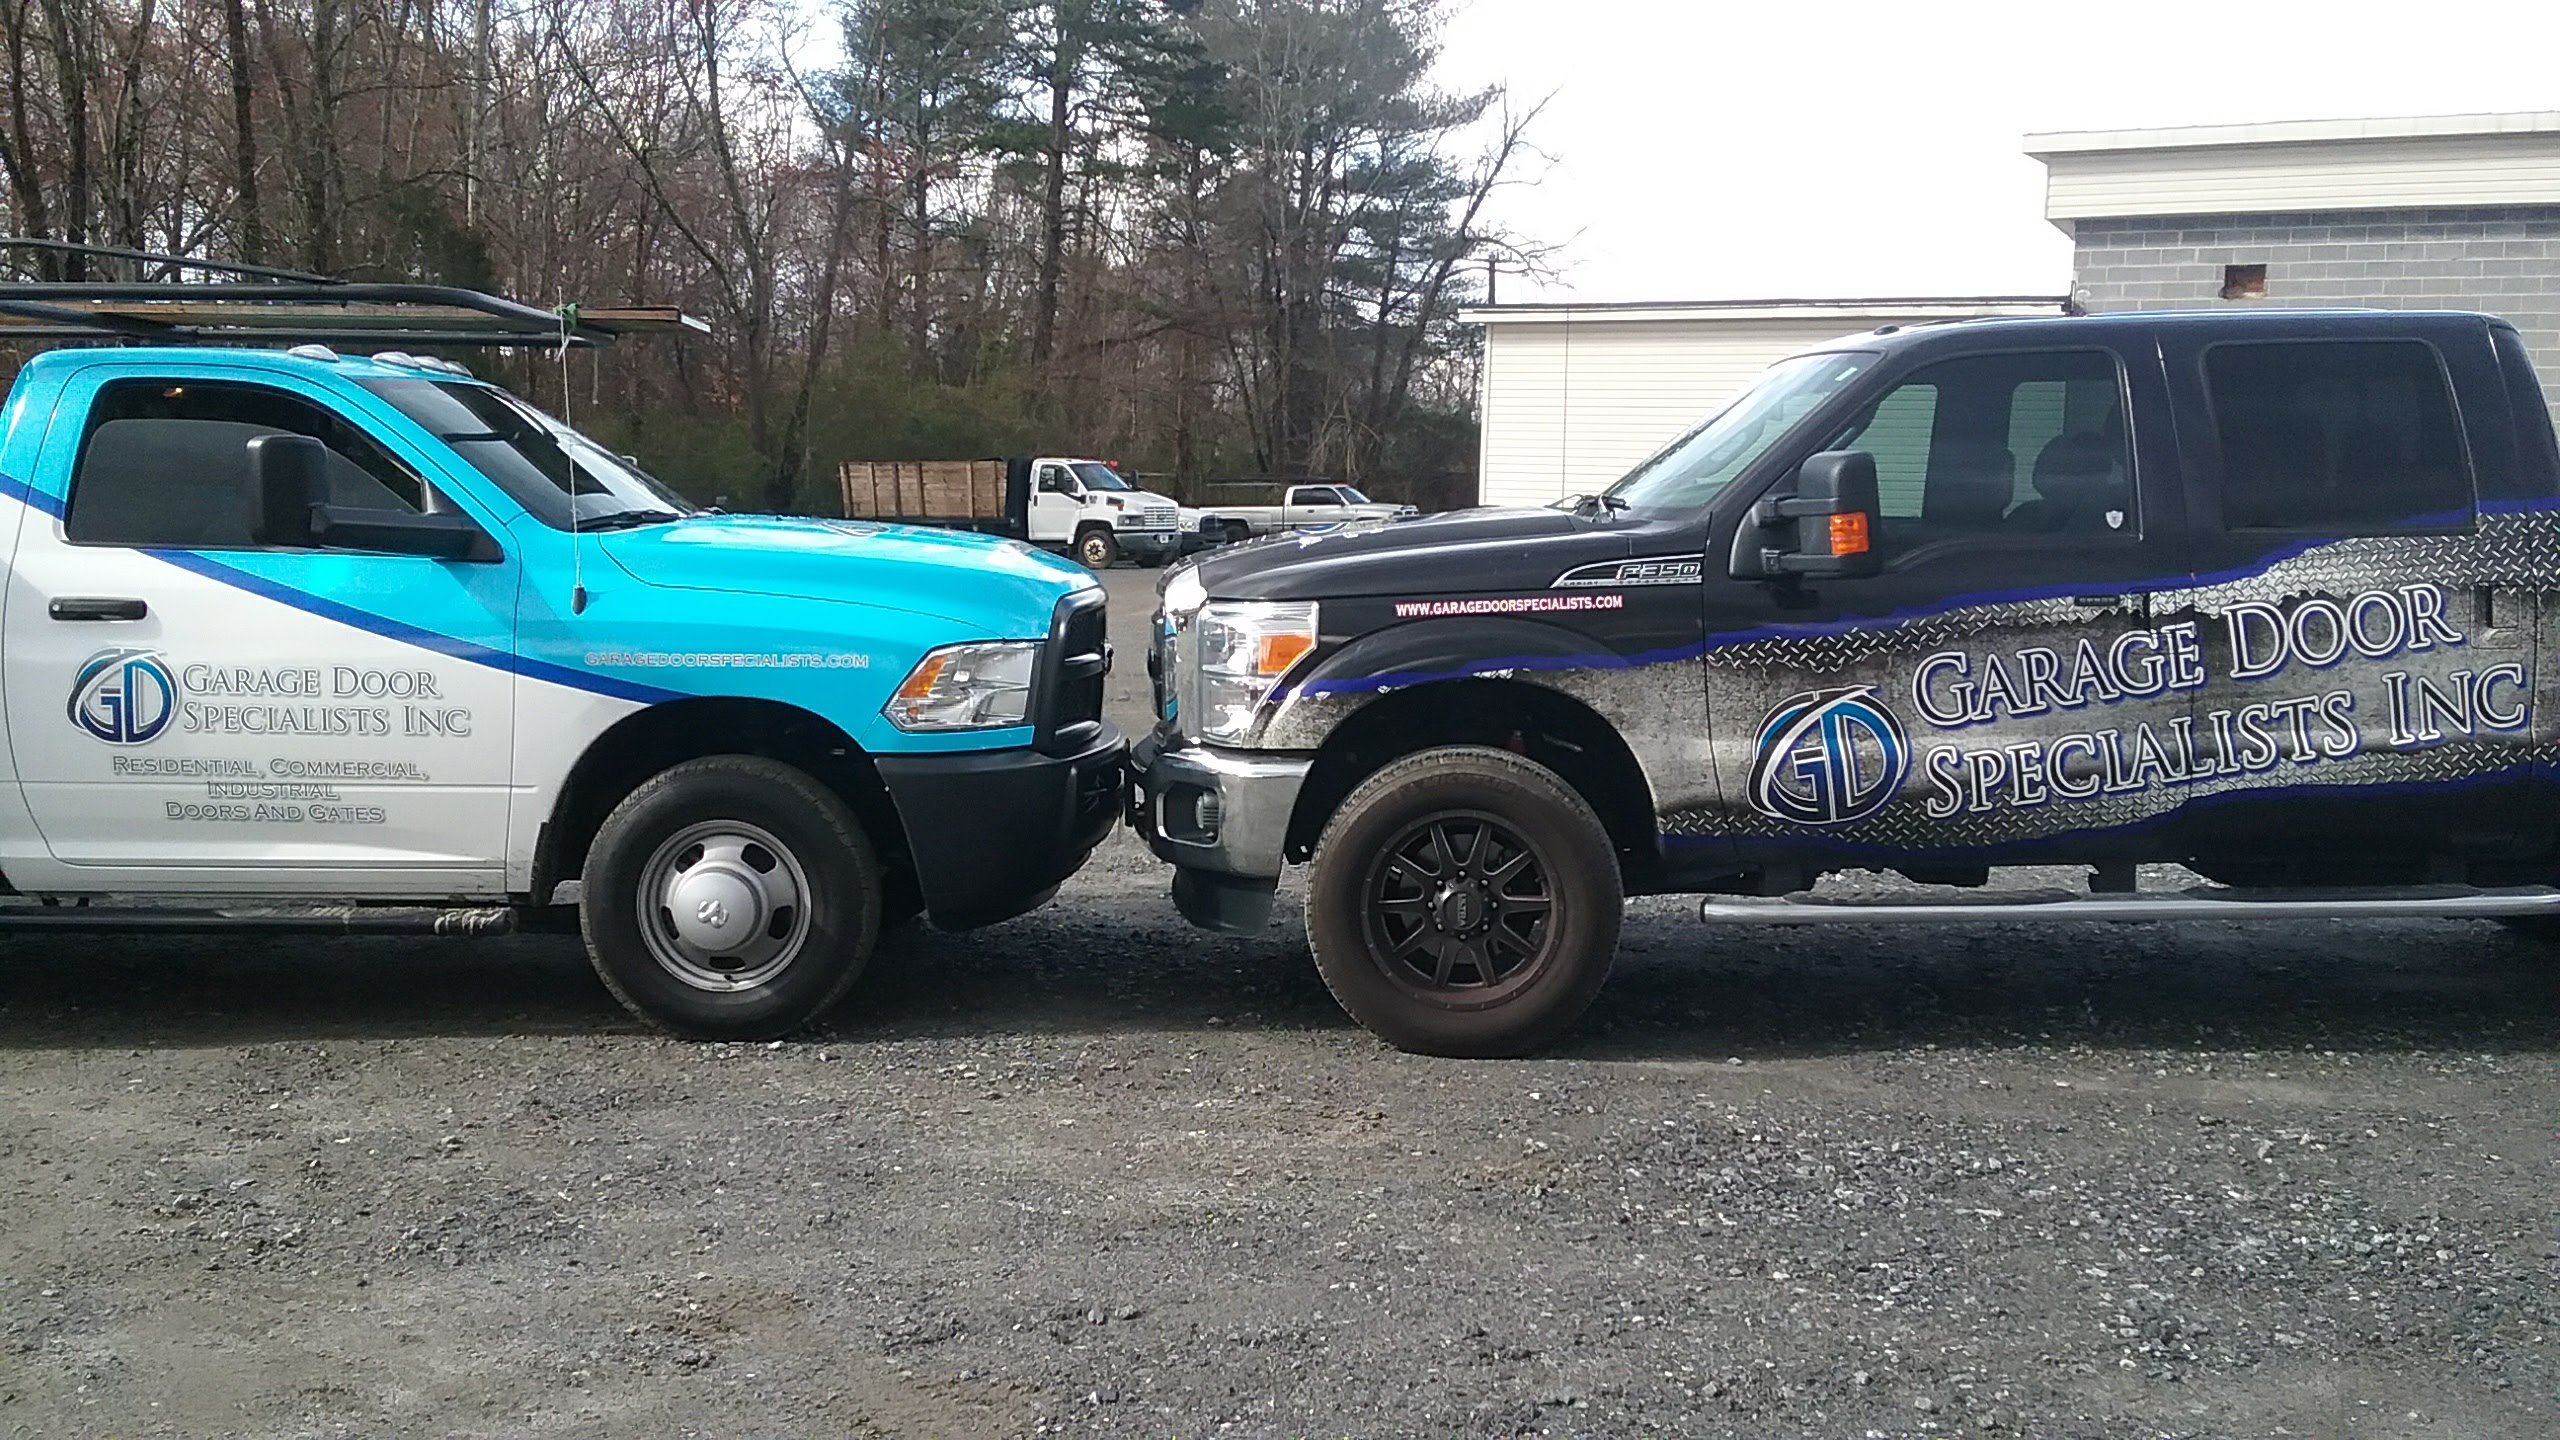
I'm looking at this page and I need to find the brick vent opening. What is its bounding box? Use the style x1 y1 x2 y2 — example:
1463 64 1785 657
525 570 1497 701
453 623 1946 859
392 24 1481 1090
2220 263 2269 301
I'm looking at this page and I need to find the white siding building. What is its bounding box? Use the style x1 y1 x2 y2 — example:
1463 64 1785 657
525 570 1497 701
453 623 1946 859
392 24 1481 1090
1462 298 2067 509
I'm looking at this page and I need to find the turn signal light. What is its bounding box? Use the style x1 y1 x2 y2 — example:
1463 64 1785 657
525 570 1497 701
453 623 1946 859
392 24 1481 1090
894 654 949 698
1254 633 1317 675
1829 512 1870 557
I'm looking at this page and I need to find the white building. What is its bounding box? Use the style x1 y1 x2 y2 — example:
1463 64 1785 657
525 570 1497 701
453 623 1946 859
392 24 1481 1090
1461 297 2067 509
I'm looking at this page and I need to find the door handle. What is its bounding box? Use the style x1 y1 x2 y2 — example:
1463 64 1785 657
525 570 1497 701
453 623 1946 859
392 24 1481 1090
48 596 149 622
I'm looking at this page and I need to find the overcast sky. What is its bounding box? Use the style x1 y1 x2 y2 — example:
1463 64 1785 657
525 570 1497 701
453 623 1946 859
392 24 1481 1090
1435 0 2560 305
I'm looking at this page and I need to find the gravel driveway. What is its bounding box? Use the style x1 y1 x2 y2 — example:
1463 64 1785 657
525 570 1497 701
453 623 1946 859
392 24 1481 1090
4 566 2556 1439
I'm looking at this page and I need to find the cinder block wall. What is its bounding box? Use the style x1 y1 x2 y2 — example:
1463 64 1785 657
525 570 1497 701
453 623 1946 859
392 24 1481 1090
2070 205 2560 414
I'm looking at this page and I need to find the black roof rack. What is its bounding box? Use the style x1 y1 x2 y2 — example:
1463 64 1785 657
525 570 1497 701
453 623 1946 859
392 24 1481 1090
0 238 708 349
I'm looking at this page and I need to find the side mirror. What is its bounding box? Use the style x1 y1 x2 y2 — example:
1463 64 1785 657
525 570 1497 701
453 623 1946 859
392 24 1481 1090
246 432 493 561
248 433 327 547
1737 450 1882 580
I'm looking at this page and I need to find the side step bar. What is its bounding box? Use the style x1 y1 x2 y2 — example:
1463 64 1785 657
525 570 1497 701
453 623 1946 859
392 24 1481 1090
0 905 516 936
1700 885 2560 926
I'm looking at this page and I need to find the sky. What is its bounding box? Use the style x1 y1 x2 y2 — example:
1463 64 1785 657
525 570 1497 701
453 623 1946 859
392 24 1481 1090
1434 0 2560 305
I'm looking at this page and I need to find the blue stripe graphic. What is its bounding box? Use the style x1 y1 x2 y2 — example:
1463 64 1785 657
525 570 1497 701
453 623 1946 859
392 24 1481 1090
1292 503 2560 700
153 550 684 705
0 476 680 705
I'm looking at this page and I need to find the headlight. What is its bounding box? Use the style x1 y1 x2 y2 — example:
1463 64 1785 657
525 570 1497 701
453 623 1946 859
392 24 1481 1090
884 641 1037 731
1194 600 1318 743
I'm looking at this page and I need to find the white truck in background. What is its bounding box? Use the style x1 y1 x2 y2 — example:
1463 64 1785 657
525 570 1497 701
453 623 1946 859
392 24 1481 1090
840 455 1185 568
1193 483 1419 544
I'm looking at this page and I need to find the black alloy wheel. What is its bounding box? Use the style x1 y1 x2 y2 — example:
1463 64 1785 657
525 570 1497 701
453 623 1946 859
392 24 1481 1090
1307 746 1621 1057
1361 811 1557 1003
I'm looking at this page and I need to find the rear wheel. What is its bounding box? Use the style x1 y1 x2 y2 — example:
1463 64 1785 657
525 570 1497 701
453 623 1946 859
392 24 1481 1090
581 755 880 1039
1076 527 1119 568
1306 746 1621 1057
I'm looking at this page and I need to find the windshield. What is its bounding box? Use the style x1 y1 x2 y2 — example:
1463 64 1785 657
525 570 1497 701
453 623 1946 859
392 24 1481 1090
363 378 698 529
1604 352 1873 513
1336 486 1372 504
1070 461 1132 492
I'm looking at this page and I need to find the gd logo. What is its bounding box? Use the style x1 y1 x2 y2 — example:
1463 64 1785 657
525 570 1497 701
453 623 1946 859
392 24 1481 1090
1748 686 1910 826
68 648 179 745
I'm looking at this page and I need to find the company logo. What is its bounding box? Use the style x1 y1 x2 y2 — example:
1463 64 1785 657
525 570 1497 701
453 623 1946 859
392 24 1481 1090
1748 686 1910 826
69 648 180 745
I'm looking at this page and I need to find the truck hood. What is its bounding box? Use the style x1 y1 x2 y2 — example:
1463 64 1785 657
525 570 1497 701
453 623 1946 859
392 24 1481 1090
595 514 1092 637
1190 505 1645 601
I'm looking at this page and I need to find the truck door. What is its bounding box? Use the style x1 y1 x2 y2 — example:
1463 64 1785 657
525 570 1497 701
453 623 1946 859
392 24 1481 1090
1703 341 2193 868
1 368 518 892
2156 318 2550 878
1288 486 1349 528
1028 460 1080 544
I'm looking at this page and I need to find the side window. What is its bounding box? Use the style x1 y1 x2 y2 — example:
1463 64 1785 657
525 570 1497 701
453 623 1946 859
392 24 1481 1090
2205 340 2473 532
1832 350 2131 542
67 379 424 550
1037 465 1074 495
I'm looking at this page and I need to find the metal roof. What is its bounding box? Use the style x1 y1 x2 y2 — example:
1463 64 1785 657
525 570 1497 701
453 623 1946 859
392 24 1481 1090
2026 110 2560 157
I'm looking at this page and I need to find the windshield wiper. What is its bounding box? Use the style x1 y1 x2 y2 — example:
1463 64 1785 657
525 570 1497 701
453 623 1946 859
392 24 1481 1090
579 507 687 530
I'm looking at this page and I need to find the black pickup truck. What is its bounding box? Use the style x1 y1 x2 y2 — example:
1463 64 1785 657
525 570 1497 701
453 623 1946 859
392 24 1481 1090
1131 309 2560 1056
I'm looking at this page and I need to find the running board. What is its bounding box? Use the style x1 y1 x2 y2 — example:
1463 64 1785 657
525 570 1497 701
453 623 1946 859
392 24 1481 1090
1699 885 2560 926
0 904 516 936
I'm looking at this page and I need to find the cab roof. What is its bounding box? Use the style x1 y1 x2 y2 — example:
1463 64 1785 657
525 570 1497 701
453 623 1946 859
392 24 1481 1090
1823 306 2509 360
14 342 504 388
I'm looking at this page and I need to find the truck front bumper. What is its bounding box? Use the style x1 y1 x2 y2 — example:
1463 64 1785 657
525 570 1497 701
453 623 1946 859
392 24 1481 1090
1120 528 1181 559
1127 731 1312 932
874 724 1126 930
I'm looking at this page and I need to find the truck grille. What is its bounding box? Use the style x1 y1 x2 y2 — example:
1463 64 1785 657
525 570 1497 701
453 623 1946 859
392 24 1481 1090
1033 588 1110 755
1126 505 1177 530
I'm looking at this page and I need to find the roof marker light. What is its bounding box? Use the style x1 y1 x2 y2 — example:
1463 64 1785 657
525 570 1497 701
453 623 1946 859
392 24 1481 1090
284 343 340 362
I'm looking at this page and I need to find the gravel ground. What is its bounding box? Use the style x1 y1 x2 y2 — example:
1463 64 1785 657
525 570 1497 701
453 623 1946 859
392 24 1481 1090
4 566 2558 1439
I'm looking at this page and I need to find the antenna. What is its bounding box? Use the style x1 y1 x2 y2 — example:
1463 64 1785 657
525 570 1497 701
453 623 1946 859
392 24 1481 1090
558 302 588 616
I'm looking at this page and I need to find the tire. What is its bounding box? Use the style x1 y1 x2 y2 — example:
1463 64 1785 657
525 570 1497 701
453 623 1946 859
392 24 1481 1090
580 755 880 1040
1306 746 1621 1058
1076 527 1119 568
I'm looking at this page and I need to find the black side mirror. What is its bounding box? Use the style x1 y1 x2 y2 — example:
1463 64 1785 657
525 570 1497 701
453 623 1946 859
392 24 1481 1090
1734 450 1882 580
246 432 494 561
248 433 327 547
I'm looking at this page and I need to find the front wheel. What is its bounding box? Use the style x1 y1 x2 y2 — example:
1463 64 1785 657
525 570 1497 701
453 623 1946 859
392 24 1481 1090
581 755 881 1039
1076 527 1120 568
1306 746 1621 1057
